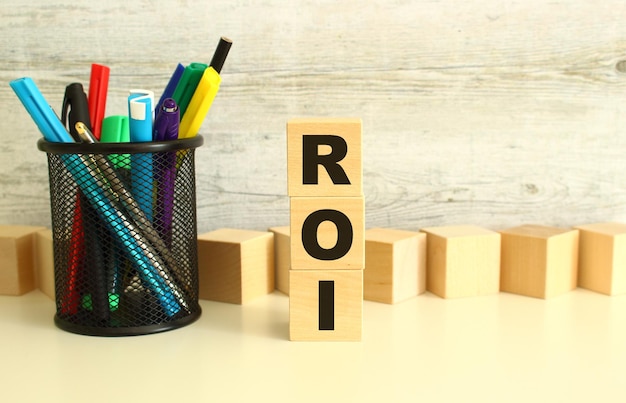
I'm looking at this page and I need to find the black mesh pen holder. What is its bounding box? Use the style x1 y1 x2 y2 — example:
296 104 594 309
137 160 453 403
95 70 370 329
38 136 203 336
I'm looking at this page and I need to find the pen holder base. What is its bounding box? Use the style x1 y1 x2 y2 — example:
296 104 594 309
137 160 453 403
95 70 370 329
54 307 202 337
39 136 204 336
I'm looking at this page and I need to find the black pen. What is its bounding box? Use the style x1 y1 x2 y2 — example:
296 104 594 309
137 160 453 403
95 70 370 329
61 83 92 141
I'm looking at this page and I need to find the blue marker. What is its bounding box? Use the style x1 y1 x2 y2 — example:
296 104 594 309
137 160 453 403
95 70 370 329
156 63 185 113
9 77 74 143
128 90 154 222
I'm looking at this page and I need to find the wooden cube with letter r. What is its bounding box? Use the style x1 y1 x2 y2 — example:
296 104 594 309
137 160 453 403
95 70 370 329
287 118 362 197
289 269 362 341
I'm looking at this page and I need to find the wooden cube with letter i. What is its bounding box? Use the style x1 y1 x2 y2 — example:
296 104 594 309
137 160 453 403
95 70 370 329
289 269 363 341
287 118 364 341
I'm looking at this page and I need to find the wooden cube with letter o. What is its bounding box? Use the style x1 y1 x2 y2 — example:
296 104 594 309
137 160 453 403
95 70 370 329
290 196 364 271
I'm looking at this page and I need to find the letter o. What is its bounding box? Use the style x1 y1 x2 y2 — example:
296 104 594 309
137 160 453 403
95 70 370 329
301 209 353 260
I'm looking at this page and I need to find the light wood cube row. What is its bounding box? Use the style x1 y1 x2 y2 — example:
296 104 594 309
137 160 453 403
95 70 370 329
287 118 364 341
269 222 626 301
270 226 428 305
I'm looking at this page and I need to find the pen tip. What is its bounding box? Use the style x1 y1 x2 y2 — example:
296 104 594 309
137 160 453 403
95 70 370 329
75 122 97 144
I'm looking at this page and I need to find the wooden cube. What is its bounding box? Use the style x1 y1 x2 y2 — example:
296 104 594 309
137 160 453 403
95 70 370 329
33 229 55 300
576 222 626 295
197 228 274 304
290 196 364 270
268 226 290 295
364 228 426 304
421 225 501 298
0 225 46 296
287 118 362 197
289 269 362 341
500 225 579 299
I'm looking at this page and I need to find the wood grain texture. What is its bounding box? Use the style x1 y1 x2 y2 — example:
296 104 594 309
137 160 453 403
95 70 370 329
2 1 626 233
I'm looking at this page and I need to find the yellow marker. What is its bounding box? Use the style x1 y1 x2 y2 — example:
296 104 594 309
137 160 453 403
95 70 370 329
178 37 232 138
178 66 221 139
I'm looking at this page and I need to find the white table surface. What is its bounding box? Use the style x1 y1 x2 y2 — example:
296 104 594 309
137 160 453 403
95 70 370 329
2 289 626 402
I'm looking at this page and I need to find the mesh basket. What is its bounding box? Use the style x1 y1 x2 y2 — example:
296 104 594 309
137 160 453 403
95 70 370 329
38 136 203 336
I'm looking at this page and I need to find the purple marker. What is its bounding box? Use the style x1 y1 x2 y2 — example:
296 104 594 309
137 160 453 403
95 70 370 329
153 98 180 141
153 98 179 246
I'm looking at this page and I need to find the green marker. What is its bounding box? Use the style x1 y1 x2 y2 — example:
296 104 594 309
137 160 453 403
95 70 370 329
101 115 130 169
82 293 120 312
171 62 207 118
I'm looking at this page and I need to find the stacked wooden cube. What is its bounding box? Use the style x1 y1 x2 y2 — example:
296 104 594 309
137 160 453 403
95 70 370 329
287 118 364 341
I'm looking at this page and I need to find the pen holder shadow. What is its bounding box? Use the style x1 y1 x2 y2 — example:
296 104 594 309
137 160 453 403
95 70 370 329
38 136 204 336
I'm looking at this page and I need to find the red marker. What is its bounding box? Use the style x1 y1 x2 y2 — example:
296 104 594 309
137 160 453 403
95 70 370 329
63 196 84 315
87 63 110 140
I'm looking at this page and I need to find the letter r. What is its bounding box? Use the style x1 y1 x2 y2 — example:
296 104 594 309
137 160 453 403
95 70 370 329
302 135 351 185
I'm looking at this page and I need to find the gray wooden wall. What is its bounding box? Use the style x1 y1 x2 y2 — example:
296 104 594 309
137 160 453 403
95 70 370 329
2 0 626 234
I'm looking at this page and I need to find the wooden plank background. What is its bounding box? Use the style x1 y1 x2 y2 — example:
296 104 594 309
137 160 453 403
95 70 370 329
1 0 626 234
